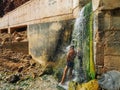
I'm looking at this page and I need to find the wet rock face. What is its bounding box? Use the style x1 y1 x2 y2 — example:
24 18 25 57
0 0 30 17
28 20 74 65
68 80 99 90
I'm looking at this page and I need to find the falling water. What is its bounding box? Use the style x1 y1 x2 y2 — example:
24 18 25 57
71 2 95 83
58 2 95 90
71 7 85 48
71 7 86 83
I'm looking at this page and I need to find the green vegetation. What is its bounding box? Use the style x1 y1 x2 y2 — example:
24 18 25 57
83 2 95 80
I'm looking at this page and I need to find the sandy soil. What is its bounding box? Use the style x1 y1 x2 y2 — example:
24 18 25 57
0 48 61 90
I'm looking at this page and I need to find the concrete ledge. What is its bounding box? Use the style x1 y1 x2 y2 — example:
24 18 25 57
0 0 79 30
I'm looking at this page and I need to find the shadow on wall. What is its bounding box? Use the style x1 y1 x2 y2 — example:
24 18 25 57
28 20 74 65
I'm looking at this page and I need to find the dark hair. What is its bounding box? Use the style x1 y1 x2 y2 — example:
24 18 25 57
70 45 74 49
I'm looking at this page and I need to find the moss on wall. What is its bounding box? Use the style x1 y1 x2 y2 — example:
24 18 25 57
83 2 95 80
28 20 74 65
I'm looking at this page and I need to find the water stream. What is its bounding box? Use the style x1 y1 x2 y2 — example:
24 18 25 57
71 2 95 83
72 6 86 83
58 2 95 90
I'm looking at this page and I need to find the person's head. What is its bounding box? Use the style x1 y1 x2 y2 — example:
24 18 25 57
70 45 74 50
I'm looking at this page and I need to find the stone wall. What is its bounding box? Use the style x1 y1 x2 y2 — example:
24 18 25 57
0 0 79 66
93 0 120 73
1 0 120 70
28 20 73 65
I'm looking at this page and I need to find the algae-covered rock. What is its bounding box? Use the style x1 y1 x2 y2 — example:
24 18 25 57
68 81 78 90
68 80 99 90
77 80 99 90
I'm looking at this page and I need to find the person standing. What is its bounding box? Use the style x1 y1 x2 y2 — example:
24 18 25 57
60 45 76 84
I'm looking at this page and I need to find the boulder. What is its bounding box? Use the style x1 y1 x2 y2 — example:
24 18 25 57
98 70 120 90
6 74 20 83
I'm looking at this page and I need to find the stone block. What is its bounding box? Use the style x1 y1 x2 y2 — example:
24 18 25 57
104 9 120 30
104 31 120 55
96 43 104 66
104 56 120 71
96 43 104 53
93 11 105 32
94 9 120 31
92 0 120 11
104 42 120 56
104 12 111 30
104 31 120 42
93 11 120 30
111 16 120 30
96 54 104 66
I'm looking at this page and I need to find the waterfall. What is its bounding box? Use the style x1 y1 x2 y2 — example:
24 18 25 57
72 7 86 83
71 7 85 48
72 2 95 83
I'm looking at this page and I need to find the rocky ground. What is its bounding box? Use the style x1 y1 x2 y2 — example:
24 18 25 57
0 48 63 90
0 28 66 90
